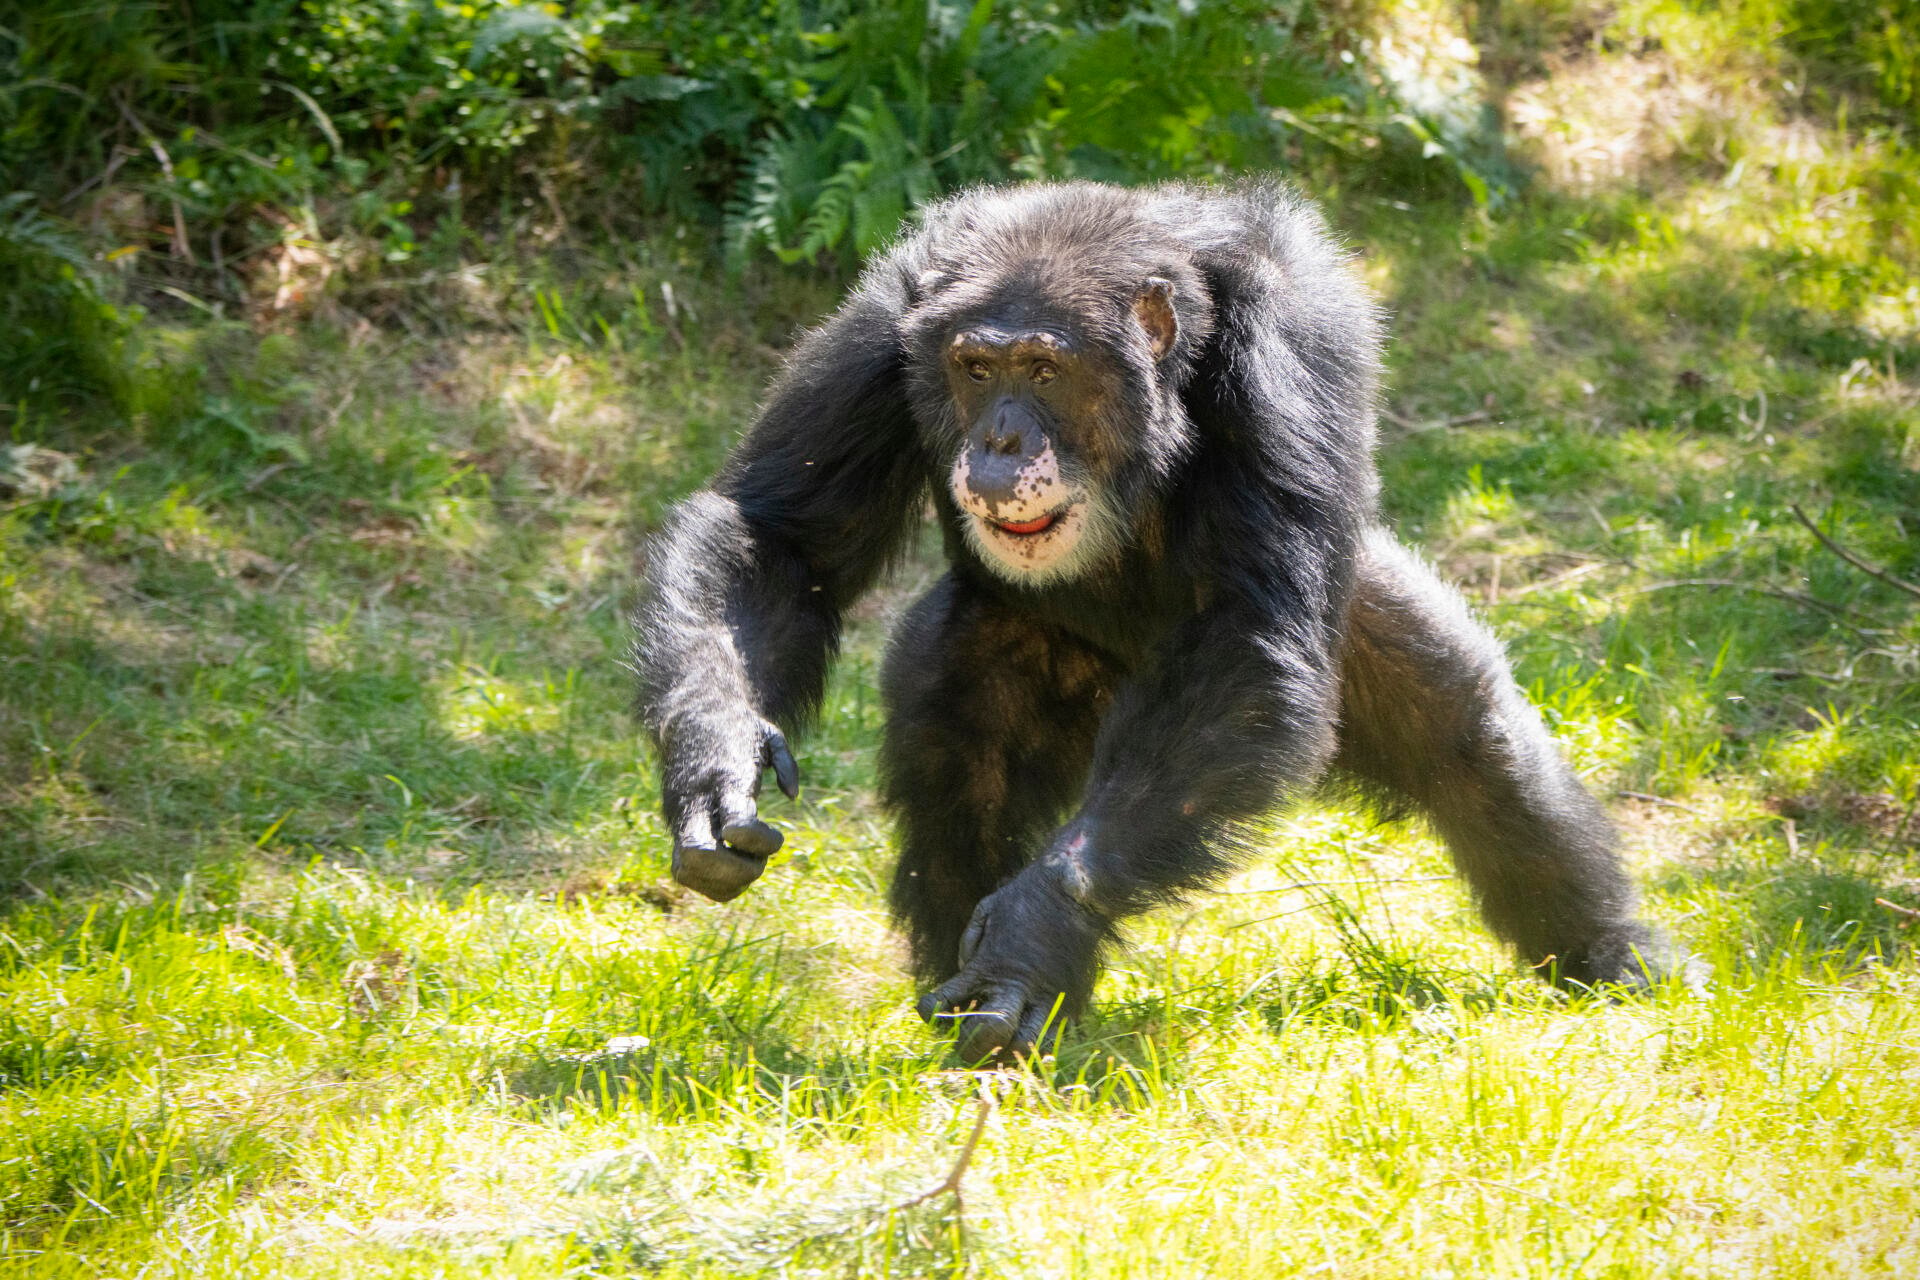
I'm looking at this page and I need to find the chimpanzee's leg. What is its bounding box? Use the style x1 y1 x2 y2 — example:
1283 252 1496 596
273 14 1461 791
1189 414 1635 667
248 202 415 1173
880 573 1120 985
1332 529 1675 986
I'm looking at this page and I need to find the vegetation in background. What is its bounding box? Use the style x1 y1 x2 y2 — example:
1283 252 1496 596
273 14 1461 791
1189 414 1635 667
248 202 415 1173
2 0 1917 1276
0 0 1498 281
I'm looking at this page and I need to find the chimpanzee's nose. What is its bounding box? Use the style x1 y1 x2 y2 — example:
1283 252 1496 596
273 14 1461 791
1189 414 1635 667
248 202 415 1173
966 445 1023 506
985 401 1037 455
966 401 1045 506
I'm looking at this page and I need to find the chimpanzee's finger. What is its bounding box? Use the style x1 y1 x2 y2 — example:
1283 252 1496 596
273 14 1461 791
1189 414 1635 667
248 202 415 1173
671 794 767 903
918 972 1019 1049
670 794 718 853
1012 995 1068 1058
763 726 800 800
948 988 1024 1063
917 970 979 1024
672 841 768 903
916 988 952 1024
716 793 783 858
720 817 783 858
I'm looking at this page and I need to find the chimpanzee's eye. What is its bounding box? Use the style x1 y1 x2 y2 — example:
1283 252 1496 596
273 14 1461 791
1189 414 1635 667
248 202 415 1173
966 360 991 382
1031 360 1057 384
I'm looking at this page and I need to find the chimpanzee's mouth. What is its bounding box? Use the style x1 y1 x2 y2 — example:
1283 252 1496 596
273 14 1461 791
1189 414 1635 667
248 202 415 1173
962 496 1090 579
988 511 1061 537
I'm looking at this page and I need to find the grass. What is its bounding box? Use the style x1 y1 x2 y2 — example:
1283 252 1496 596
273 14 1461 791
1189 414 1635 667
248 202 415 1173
3 3 1919 1275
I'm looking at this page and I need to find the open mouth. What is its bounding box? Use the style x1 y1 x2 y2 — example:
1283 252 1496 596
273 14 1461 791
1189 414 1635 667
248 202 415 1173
986 511 1061 537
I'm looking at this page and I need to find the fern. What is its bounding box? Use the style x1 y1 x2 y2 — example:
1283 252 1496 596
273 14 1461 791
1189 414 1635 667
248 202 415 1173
799 172 855 263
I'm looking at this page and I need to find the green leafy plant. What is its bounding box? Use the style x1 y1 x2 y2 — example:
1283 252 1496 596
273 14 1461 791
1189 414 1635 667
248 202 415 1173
714 0 1383 265
1 1 1518 279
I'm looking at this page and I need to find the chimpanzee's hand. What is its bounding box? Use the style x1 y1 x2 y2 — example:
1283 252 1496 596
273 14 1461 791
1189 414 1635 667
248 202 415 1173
917 865 1108 1062
659 713 800 902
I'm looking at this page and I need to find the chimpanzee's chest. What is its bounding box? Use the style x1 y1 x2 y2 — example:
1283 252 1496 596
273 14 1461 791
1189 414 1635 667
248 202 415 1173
934 523 1200 670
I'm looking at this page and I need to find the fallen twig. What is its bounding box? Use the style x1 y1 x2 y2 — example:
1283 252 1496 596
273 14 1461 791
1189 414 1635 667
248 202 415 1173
1218 875 1455 896
1509 559 1612 597
1789 503 1920 603
1750 648 1916 685
1617 791 1708 817
1382 408 1493 434
1617 578 1881 640
1749 667 1850 683
900 1100 992 1210
1874 897 1919 922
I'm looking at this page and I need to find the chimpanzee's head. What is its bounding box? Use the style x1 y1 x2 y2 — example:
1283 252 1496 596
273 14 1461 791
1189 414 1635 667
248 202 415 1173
902 207 1211 586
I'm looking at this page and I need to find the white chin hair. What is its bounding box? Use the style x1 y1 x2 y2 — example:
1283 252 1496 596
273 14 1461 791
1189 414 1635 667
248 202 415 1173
962 502 1101 585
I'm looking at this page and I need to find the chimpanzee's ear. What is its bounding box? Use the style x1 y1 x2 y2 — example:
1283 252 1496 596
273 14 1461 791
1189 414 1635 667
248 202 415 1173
1133 277 1178 360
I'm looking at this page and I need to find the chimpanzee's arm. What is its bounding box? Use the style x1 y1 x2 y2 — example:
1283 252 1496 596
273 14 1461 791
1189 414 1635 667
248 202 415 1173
633 266 925 900
1048 223 1384 910
917 560 1354 1057
1056 597 1345 909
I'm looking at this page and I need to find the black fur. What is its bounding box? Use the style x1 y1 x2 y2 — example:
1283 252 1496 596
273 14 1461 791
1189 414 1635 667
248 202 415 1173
632 181 1678 1060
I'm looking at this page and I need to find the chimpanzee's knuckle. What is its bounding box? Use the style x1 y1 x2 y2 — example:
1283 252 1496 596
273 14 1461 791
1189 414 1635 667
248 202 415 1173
955 1007 1019 1061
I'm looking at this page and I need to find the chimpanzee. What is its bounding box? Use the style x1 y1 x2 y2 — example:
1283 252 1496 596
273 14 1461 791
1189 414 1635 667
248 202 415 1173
631 180 1679 1061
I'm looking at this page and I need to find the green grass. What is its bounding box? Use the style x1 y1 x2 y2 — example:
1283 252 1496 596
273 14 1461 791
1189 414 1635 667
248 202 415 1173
4 5 1920 1275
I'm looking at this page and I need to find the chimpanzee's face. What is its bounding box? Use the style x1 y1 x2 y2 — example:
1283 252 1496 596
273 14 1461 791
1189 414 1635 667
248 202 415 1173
943 322 1108 583
922 273 1181 586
